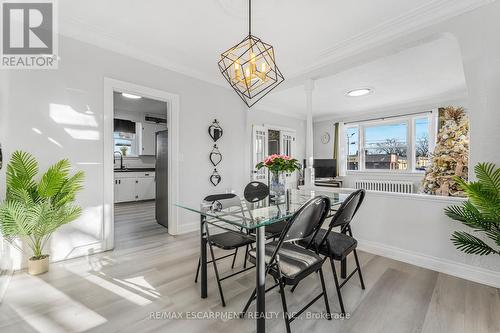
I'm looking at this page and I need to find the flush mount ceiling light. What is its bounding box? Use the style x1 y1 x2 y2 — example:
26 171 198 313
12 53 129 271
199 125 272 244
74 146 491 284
346 88 372 97
122 93 142 99
218 0 284 108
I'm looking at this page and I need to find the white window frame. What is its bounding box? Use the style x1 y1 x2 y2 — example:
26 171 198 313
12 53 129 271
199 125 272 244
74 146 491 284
345 111 437 174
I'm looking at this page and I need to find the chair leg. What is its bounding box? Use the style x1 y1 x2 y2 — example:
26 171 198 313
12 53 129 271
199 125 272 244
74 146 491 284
278 280 291 333
231 248 239 269
330 258 346 315
208 242 226 307
194 256 200 283
240 287 256 318
243 245 249 269
353 249 365 290
318 268 332 320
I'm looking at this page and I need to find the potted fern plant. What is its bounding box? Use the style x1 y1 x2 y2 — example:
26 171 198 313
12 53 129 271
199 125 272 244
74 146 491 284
445 162 499 255
0 151 85 275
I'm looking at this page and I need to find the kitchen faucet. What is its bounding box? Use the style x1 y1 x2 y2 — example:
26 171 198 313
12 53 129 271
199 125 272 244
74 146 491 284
114 151 124 170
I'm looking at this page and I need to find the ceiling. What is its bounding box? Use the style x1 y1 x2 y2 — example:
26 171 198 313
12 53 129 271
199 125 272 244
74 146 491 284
59 0 488 87
113 92 167 114
258 34 468 118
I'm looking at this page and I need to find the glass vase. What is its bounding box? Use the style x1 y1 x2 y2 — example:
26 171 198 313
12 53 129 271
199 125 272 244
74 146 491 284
270 171 286 203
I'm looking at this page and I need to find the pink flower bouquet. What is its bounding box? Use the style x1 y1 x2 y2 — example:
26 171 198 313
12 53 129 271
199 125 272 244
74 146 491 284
256 154 301 174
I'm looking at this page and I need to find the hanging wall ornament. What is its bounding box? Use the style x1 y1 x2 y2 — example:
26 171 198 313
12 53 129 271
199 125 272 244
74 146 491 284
208 119 223 142
210 169 222 186
209 144 223 167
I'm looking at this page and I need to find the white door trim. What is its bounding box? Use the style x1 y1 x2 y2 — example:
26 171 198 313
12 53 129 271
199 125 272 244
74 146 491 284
103 78 180 250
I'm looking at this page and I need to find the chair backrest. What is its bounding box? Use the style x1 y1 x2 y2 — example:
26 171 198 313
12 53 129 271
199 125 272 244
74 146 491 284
244 182 269 203
328 189 365 230
267 195 331 266
202 193 243 212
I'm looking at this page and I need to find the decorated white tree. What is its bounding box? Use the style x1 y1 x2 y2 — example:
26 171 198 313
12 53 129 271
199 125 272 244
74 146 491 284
421 106 469 196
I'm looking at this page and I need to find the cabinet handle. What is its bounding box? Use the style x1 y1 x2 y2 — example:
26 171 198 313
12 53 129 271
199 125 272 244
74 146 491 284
145 173 149 176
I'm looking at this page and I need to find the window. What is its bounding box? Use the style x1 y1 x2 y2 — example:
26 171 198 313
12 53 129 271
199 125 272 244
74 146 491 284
364 122 408 170
114 132 138 157
346 127 359 170
414 117 430 171
345 112 434 172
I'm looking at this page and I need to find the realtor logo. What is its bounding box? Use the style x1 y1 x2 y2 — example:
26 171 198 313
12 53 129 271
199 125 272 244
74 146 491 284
1 0 58 69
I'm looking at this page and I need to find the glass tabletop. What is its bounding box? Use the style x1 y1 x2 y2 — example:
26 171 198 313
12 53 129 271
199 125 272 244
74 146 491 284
176 189 346 230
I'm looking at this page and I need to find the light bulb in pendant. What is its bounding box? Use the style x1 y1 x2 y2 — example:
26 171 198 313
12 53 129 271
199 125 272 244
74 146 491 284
234 60 241 81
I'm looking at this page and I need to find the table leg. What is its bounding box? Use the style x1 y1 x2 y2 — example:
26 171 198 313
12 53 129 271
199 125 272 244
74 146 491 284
341 227 347 279
200 214 207 298
256 226 266 333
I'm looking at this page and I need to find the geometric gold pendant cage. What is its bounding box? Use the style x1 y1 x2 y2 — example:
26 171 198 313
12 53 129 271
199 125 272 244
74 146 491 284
218 0 284 108
218 34 284 108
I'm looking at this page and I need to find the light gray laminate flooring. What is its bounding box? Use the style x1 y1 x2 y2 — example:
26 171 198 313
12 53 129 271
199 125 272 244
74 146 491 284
1 201 499 333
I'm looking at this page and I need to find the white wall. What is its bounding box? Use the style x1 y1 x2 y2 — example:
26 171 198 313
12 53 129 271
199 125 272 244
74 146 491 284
0 72 11 273
0 36 303 269
313 120 335 159
314 187 500 288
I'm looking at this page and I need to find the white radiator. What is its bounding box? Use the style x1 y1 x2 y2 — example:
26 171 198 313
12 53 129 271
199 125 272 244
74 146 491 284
355 180 413 194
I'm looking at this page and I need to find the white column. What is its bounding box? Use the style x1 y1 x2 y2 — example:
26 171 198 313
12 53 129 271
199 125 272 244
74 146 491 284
304 79 315 187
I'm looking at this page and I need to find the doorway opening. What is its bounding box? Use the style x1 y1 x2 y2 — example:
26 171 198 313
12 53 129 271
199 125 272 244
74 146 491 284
251 125 297 188
112 91 169 247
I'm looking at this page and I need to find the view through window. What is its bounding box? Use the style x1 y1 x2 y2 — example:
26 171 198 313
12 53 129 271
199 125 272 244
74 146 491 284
365 122 408 170
345 113 432 172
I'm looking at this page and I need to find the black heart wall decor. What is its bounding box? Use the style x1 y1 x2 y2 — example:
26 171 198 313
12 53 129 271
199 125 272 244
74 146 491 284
208 119 223 142
210 169 222 186
209 144 223 167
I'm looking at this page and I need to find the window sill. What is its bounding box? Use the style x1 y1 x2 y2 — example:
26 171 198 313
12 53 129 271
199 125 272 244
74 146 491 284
306 185 466 204
346 170 425 177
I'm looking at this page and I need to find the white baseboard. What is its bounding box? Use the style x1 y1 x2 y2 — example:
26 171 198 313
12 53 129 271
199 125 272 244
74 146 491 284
175 221 199 235
358 239 500 289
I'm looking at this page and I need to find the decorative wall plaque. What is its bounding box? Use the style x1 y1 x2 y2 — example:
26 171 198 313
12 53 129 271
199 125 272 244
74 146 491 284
210 169 222 186
209 144 223 167
208 119 223 142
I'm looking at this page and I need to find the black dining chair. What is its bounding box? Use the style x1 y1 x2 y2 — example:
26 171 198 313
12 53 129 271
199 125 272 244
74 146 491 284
297 189 366 314
241 196 332 333
194 193 255 307
244 181 287 240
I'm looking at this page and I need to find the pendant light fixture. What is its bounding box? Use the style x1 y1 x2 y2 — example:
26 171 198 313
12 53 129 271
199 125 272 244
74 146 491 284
218 0 284 108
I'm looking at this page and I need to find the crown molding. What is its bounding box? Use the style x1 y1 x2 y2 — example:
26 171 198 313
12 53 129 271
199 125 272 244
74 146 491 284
59 16 227 88
58 0 494 89
287 0 495 78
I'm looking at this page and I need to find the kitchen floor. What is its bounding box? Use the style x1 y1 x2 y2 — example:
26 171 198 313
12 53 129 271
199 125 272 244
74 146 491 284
114 200 166 250
1 202 499 333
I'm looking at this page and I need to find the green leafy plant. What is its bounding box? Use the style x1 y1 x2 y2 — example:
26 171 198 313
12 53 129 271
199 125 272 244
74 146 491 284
0 151 85 260
445 162 500 255
256 154 301 174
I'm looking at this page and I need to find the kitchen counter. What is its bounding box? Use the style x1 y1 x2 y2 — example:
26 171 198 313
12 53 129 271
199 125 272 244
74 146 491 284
114 168 155 173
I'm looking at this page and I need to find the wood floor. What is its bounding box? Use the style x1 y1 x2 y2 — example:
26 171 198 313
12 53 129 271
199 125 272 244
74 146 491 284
1 201 499 333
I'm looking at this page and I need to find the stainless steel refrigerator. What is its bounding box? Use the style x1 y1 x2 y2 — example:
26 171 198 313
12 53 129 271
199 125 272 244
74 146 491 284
155 130 168 229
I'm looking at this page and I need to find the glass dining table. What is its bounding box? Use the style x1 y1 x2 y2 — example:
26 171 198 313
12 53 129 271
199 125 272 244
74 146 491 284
176 189 347 333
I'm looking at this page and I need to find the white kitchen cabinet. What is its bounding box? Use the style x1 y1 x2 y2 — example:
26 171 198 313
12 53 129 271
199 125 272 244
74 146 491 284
114 178 137 203
139 122 157 156
114 171 156 203
137 176 155 201
137 122 167 156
